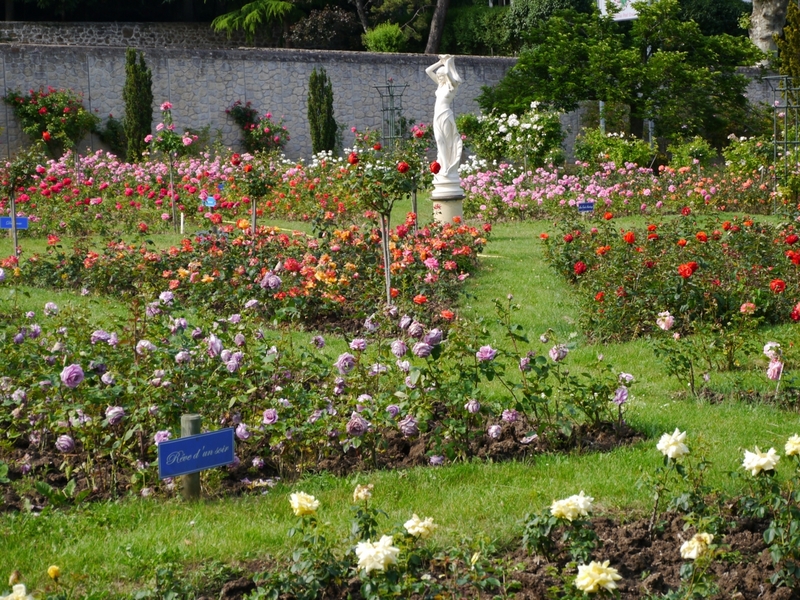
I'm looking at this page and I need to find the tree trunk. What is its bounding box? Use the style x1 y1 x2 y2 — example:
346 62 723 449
351 0 369 32
750 0 789 55
425 0 450 54
5 0 13 21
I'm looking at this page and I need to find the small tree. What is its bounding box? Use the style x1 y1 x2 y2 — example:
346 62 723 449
123 48 153 162
307 68 337 154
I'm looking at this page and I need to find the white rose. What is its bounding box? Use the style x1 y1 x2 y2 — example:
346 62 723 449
550 491 594 521
742 447 780 476
680 532 714 560
657 428 689 459
353 484 374 503
355 535 400 573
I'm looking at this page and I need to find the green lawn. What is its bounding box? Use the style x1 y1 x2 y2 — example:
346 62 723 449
1 214 798 596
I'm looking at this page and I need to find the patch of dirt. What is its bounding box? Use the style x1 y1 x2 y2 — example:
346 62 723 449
209 514 798 600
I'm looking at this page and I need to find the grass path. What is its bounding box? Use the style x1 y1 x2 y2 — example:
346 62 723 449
2 218 799 595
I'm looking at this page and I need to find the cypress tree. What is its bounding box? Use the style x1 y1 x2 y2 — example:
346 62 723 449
307 67 337 154
123 48 154 162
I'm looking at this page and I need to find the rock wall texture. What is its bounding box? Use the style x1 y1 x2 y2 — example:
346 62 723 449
0 21 273 49
0 40 516 159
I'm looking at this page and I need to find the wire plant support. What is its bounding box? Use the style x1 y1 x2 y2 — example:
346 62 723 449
374 80 408 149
765 75 800 210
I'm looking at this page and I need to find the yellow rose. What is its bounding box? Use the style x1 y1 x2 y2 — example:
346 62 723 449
353 484 374 503
47 565 61 581
289 492 319 516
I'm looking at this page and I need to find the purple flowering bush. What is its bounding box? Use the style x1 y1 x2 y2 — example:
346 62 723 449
0 290 635 503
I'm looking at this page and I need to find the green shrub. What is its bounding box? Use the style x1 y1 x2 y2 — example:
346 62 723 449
123 48 153 163
308 67 337 154
667 136 716 169
362 22 406 53
3 87 99 157
722 135 773 178
226 100 290 154
574 128 655 168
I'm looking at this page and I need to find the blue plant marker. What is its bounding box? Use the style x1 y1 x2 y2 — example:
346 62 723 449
204 197 217 208
158 428 235 478
577 202 595 214
0 216 29 229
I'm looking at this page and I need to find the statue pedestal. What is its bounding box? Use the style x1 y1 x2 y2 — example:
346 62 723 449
431 172 464 225
433 196 464 225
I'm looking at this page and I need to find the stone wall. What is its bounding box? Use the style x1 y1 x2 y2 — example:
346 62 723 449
0 43 516 160
0 21 273 49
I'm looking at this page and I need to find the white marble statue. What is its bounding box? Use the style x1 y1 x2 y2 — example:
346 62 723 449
426 54 465 200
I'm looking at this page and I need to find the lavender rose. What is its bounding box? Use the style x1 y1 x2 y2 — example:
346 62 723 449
263 408 279 425
154 430 171 445
408 321 425 339
106 405 125 425
60 364 84 388
346 412 370 437
386 404 400 418
423 328 443 346
549 344 569 362
55 434 75 453
476 345 497 362
398 414 419 437
350 338 368 352
465 399 481 414
235 423 251 440
412 342 433 358
391 339 408 358
334 352 356 375
488 424 502 439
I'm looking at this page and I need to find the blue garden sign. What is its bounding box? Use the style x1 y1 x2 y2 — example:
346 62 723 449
158 428 235 479
203 197 217 208
0 216 29 229
577 202 595 214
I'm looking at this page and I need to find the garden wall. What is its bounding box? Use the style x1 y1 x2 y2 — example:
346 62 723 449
0 38 516 160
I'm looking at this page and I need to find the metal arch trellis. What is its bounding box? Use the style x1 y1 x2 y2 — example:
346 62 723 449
766 75 800 190
374 80 408 149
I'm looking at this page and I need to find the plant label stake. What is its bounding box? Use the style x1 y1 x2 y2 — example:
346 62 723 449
157 414 235 501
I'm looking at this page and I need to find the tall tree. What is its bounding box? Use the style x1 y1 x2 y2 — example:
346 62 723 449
123 48 153 162
210 0 297 44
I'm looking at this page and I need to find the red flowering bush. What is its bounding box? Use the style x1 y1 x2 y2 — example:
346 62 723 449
542 215 800 340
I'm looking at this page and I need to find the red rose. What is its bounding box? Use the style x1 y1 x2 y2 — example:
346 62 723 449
413 294 428 305
678 262 698 278
696 231 708 242
430 161 441 174
677 239 687 247
397 161 410 173
483 223 492 233
231 154 241 166
595 291 605 302
42 131 51 142
681 206 692 216
348 152 359 165
786 234 799 245
604 212 613 220
574 261 587 275
441 309 455 321
138 222 148 233
623 231 636 244
243 164 253 173
647 233 659 241
647 224 657 232
373 143 382 151
722 221 732 231
770 279 786 293
563 233 573 243
645 260 655 268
